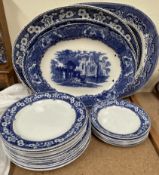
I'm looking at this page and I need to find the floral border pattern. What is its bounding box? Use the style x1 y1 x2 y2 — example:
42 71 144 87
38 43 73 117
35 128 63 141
91 99 151 140
0 92 87 149
23 23 135 106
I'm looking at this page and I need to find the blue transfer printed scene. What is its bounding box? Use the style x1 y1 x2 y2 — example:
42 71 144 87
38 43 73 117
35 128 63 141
51 50 111 87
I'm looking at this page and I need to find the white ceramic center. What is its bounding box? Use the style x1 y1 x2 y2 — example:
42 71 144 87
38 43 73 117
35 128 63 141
41 38 121 96
98 105 141 135
13 99 76 141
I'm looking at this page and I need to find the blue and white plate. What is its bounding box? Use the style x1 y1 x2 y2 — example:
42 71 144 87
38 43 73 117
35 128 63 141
13 5 139 89
22 22 136 106
2 115 91 171
6 138 90 171
83 2 159 95
92 127 149 147
0 92 88 150
0 91 91 171
6 119 91 171
91 99 151 140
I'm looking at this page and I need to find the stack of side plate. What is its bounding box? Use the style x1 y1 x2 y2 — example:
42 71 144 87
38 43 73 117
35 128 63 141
90 99 151 147
0 92 91 171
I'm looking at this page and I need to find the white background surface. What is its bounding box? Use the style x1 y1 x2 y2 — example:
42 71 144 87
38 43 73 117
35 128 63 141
2 0 159 91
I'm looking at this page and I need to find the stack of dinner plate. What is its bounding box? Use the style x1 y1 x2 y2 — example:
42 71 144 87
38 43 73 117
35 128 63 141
90 99 151 147
0 92 91 171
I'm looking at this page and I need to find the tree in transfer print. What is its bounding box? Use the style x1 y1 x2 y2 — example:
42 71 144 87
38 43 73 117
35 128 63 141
51 49 111 87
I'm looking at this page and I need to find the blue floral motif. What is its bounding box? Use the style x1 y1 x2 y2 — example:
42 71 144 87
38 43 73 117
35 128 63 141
93 12 106 22
78 9 90 19
41 15 54 27
51 50 111 87
27 26 41 34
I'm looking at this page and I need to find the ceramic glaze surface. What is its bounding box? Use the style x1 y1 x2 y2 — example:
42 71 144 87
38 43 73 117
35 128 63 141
91 99 151 139
0 92 87 149
85 3 159 95
40 38 121 96
13 99 76 141
13 5 138 89
23 22 135 106
1 101 91 171
98 106 141 135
